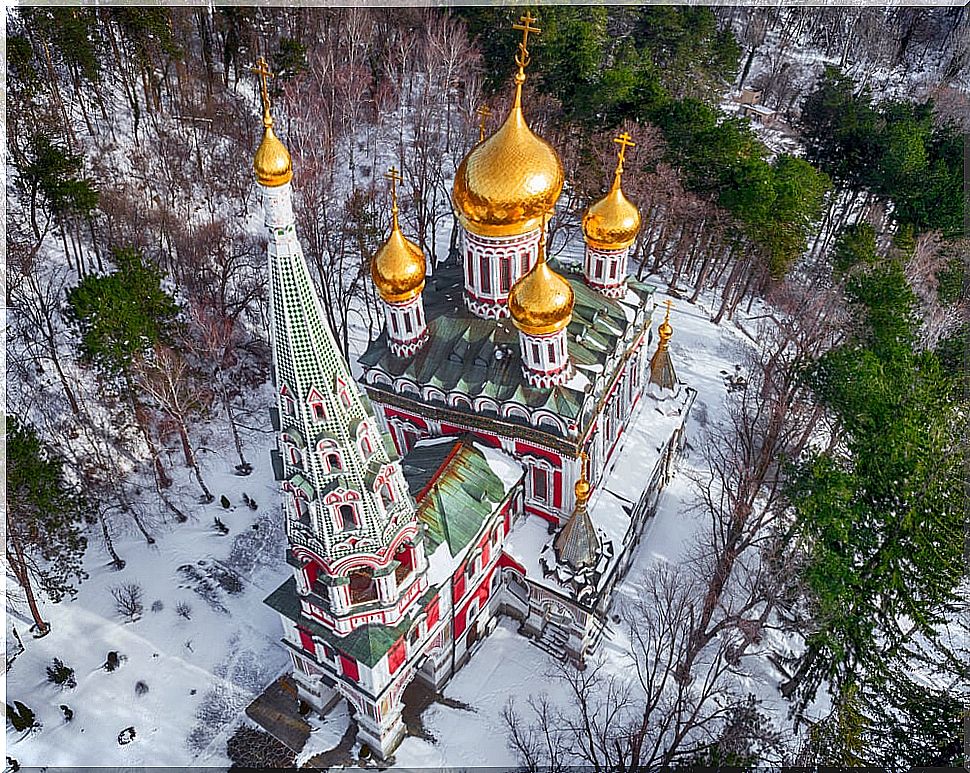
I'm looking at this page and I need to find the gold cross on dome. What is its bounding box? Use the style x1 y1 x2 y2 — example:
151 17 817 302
252 56 274 114
613 131 636 168
664 298 673 321
385 165 403 215
512 11 541 71
477 104 492 142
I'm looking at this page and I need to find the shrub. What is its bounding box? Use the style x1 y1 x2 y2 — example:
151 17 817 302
150 600 164 613
213 517 229 535
46 658 76 689
60 705 73 722
175 601 193 620
111 583 144 621
135 681 149 697
104 651 121 672
6 701 36 732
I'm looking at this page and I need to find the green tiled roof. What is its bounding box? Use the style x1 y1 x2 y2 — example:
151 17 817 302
265 577 415 667
360 259 655 438
405 438 522 556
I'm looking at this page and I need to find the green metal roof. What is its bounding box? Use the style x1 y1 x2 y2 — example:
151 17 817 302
265 577 423 667
359 259 655 438
405 437 522 556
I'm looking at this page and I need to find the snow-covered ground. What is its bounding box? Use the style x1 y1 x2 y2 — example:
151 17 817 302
4 387 293 767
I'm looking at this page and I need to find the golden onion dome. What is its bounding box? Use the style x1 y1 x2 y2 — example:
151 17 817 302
452 28 563 239
251 57 292 187
508 233 574 336
583 132 640 251
254 118 293 187
583 178 641 251
371 213 426 304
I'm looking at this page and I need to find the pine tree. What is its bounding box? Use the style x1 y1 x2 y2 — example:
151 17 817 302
66 246 180 379
5 417 89 636
782 259 967 711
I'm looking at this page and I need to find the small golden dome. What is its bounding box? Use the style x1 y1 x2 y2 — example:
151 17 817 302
509 235 574 336
583 179 641 251
372 221 426 304
254 114 293 188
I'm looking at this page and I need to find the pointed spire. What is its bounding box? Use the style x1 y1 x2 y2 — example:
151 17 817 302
554 453 601 571
649 300 677 390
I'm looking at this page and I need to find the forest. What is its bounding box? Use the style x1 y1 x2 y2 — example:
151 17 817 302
5 5 968 768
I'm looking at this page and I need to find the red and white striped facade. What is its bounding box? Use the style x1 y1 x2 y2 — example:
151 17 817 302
462 226 541 318
382 293 428 358
584 243 630 299
517 326 571 388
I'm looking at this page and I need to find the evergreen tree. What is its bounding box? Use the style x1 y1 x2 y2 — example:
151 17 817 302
66 246 180 380
13 133 98 242
5 417 89 636
782 258 967 713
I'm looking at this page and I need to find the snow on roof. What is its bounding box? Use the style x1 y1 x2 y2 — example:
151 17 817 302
504 385 694 603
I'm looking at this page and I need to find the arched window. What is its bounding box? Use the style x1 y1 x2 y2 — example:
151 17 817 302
338 503 359 532
293 496 310 523
537 415 562 433
378 481 394 510
311 402 326 422
323 452 342 473
359 434 373 457
349 568 378 605
289 446 303 467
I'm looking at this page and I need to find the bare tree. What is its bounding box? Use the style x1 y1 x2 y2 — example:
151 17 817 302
133 344 215 502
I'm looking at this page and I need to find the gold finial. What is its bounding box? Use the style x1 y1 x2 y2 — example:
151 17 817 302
477 104 492 143
537 213 549 264
575 452 591 507
658 299 674 346
612 131 636 184
511 12 541 104
385 166 403 229
252 56 274 127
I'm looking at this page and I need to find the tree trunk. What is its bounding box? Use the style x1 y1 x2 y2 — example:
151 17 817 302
7 532 51 637
177 421 213 502
99 511 126 570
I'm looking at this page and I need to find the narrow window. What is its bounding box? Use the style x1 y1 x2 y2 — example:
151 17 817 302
479 255 491 294
547 341 557 362
404 313 413 334
609 259 618 279
499 256 512 293
312 403 326 421
533 467 548 502
390 313 400 334
338 503 358 531
531 342 541 363
466 253 475 287
520 250 529 275
595 258 604 280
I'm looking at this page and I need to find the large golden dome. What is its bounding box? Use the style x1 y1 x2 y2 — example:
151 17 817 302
254 114 292 188
583 180 640 251
371 217 426 304
509 238 574 336
453 15 562 240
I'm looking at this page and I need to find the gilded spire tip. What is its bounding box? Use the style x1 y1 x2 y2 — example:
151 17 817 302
385 166 403 229
612 131 635 186
252 56 274 127
511 11 540 107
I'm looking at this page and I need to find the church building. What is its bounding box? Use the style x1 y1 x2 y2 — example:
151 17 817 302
253 14 695 759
